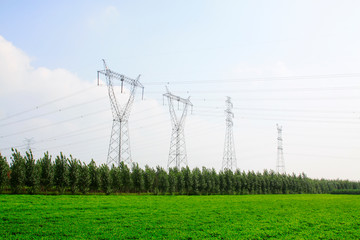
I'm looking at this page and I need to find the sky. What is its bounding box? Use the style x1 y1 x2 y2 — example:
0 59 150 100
0 0 360 180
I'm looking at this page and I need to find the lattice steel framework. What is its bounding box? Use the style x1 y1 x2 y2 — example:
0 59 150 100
276 124 285 174
222 97 237 171
97 60 143 166
163 87 193 169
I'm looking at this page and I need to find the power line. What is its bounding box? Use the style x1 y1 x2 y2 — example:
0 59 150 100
29 117 218 159
196 106 359 114
17 119 171 155
239 116 360 125
145 73 360 85
190 96 360 101
0 96 108 128
286 153 359 161
34 134 110 153
192 110 360 122
0 108 111 139
0 85 97 121
146 85 360 94
237 113 358 121
0 108 169 151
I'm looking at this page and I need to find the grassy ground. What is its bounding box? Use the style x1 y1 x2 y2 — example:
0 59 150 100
0 194 359 239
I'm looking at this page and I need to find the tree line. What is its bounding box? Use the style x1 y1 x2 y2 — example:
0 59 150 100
0 149 359 195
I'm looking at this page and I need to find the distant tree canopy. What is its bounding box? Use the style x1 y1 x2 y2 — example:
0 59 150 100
0 153 10 193
1 149 360 195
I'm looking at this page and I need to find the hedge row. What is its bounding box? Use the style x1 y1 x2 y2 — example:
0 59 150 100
0 149 359 195
330 189 360 195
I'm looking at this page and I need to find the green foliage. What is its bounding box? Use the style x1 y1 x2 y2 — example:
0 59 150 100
54 152 68 194
219 171 226 194
0 153 9 192
10 149 26 194
78 162 90 194
211 168 220 194
191 167 201 195
168 168 177 195
201 167 211 195
131 163 144 193
39 152 53 192
88 159 99 192
110 165 121 193
175 168 184 194
2 151 360 196
224 169 234 194
24 150 39 194
156 166 168 195
182 166 192 194
1 195 360 239
143 165 155 193
68 156 80 194
99 164 111 195
331 189 360 195
119 162 131 192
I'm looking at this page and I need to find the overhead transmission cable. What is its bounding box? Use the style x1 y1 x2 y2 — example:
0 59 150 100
0 85 97 121
0 108 111 139
0 109 168 151
145 73 360 85
146 85 360 94
0 96 108 128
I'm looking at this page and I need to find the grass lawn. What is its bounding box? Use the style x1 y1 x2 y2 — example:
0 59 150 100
0 194 359 239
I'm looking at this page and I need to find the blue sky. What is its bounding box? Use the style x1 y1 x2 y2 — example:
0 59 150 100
3 0 360 81
1 0 360 180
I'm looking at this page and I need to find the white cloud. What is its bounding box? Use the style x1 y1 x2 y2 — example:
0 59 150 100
0 36 108 163
0 35 94 103
0 36 32 95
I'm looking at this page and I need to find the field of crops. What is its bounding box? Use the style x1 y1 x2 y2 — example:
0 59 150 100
1 194 359 239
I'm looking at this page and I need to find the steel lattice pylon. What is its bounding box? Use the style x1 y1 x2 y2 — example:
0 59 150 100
276 124 285 174
222 97 237 171
97 60 143 166
163 87 193 169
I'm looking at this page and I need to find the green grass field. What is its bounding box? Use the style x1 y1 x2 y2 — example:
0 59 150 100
0 194 359 239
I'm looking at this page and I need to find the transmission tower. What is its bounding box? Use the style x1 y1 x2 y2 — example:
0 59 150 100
222 97 237 171
23 137 34 151
276 124 285 174
163 87 193 169
97 60 144 166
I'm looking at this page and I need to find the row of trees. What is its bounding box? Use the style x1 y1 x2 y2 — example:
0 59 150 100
1 149 359 195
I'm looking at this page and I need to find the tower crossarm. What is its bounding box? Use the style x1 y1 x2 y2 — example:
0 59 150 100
163 86 193 107
164 87 192 129
97 60 144 121
97 69 143 88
